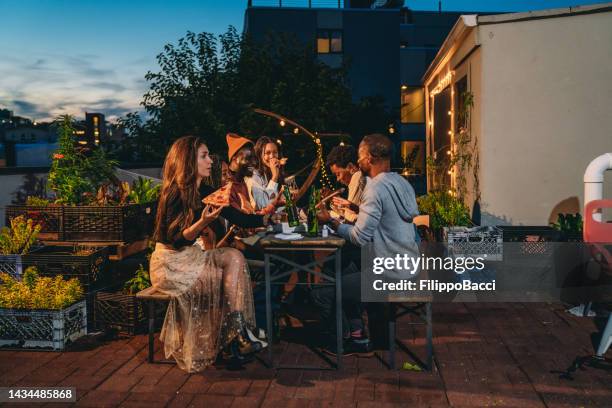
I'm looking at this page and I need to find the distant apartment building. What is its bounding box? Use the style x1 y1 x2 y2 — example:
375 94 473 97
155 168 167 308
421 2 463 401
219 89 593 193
4 126 57 144
85 112 106 146
244 0 484 192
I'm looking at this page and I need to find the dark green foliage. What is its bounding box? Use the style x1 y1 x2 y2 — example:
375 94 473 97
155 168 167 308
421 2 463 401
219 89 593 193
119 27 392 166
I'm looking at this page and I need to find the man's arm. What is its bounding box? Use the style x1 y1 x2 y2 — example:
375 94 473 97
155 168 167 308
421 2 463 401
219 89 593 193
336 185 381 247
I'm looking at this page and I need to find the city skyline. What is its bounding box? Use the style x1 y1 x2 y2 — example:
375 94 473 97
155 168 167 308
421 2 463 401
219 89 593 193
1 0 608 122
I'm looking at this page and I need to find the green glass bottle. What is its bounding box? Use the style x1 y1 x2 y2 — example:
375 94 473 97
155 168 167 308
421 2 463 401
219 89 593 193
307 187 320 236
283 186 300 227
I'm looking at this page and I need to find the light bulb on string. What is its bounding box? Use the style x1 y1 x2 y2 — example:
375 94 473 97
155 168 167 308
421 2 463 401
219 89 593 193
279 120 286 127
293 127 299 134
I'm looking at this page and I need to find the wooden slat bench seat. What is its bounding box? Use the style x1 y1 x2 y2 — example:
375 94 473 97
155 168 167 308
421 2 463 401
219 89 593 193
136 286 172 363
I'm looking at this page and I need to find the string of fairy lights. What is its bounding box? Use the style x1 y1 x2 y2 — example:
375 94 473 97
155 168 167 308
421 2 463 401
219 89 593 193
253 109 336 190
427 70 456 196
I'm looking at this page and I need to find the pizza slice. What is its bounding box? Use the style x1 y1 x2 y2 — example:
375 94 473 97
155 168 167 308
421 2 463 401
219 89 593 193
202 182 232 207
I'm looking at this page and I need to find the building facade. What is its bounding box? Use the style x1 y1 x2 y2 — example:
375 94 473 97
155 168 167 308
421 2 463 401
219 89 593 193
423 3 612 225
244 1 474 193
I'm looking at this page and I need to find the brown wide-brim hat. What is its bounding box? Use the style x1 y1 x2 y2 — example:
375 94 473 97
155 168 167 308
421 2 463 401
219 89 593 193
226 132 253 161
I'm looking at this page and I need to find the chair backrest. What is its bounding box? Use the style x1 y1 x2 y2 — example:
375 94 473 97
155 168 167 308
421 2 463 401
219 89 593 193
584 199 612 243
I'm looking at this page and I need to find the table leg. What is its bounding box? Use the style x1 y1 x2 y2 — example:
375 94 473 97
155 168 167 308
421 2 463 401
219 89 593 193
388 303 396 369
426 302 433 371
265 253 274 368
148 300 155 363
335 249 343 369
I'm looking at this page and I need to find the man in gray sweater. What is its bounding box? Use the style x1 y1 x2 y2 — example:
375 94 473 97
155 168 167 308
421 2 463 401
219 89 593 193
313 133 420 356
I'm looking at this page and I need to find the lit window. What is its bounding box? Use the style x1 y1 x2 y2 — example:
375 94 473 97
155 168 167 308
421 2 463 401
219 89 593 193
93 117 99 125
401 86 425 124
317 30 342 54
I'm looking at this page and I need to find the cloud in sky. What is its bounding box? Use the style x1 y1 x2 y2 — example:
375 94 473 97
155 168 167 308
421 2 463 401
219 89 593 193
0 52 151 122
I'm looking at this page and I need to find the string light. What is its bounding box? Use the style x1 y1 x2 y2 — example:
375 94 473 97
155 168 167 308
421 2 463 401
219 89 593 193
276 139 282 145
339 141 345 146
429 121 433 126
401 84 408 90
388 127 395 134
274 114 335 190
448 110 452 115
446 150 451 155
430 70 455 98
447 130 452 135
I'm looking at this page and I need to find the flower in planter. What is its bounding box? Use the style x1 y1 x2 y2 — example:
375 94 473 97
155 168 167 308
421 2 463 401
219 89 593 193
53 153 65 160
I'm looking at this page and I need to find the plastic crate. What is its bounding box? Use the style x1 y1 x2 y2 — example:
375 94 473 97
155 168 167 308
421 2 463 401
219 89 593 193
445 226 503 261
0 254 25 279
22 246 111 292
0 247 44 280
95 290 166 335
62 203 156 242
499 226 561 256
0 300 87 350
5 205 64 240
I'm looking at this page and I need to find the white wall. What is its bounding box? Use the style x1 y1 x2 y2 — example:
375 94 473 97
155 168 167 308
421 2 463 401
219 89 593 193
478 11 612 225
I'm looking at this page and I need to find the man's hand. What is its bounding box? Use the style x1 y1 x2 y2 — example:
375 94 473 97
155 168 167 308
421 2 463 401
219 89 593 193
332 197 359 213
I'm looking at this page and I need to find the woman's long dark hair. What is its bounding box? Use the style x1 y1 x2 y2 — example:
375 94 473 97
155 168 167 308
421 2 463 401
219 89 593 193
154 135 205 243
254 136 284 184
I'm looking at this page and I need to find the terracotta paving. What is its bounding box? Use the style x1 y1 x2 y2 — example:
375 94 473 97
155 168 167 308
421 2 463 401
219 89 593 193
1 302 610 407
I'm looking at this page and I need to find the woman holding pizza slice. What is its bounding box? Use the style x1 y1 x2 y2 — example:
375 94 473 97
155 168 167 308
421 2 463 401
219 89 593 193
151 135 268 373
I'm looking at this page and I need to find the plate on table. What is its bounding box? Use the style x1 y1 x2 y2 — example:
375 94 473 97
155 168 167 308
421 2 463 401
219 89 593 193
275 232 303 241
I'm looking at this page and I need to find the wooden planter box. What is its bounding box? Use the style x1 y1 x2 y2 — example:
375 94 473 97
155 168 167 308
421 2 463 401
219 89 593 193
0 300 87 350
5 202 157 243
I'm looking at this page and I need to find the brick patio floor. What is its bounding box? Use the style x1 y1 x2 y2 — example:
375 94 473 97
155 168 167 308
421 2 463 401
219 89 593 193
1 302 610 407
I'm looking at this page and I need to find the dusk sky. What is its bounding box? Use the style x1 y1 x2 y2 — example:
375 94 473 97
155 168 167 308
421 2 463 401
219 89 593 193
1 0 608 122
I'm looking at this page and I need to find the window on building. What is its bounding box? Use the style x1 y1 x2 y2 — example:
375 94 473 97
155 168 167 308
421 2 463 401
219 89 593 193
401 86 425 124
317 30 342 54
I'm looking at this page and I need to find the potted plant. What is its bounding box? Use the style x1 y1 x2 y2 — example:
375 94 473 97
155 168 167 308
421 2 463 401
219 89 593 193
6 116 160 242
0 216 41 279
417 190 472 241
551 213 583 242
0 266 86 350
22 244 111 332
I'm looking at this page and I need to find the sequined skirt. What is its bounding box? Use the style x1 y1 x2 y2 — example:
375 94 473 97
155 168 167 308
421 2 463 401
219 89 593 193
150 243 255 372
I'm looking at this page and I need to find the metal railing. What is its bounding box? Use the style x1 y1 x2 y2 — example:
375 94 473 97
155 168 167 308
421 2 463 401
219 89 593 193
248 0 345 8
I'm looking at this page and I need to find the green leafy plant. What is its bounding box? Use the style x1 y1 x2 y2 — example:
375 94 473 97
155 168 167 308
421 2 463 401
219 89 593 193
417 190 472 231
551 213 583 234
0 267 83 310
0 216 41 255
123 264 151 295
48 115 118 205
128 177 161 204
25 196 51 206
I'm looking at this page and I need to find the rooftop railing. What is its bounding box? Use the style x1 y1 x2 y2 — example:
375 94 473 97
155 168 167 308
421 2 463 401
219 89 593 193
248 0 345 8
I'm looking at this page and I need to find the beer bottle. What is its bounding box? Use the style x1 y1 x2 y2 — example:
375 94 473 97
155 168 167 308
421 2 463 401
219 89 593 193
283 186 300 227
307 187 320 236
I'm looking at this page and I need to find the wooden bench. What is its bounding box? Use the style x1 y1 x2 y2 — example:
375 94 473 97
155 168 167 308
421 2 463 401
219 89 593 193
136 286 172 363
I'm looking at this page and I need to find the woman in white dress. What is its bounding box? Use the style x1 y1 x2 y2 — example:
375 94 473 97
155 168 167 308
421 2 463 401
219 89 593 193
150 135 263 373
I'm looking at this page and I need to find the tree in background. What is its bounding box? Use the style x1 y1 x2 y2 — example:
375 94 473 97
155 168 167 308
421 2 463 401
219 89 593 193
119 27 392 168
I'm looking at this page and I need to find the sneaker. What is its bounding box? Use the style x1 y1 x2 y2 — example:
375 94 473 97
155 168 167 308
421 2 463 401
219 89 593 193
344 336 374 357
320 336 374 358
